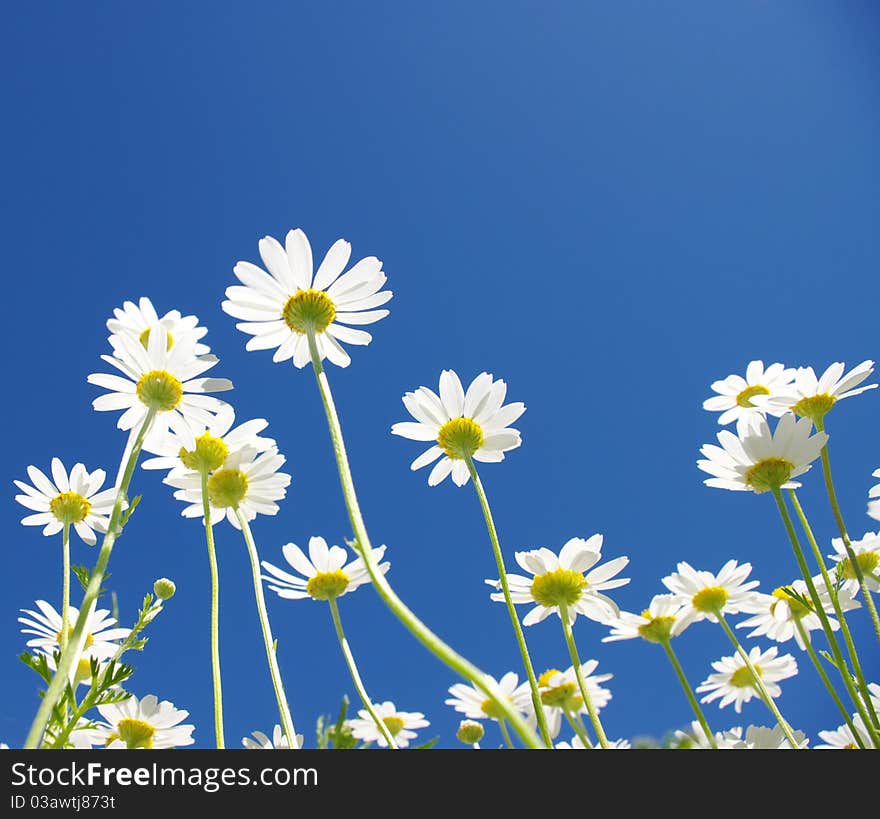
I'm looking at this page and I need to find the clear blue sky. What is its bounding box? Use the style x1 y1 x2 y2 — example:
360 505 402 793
2 2 878 748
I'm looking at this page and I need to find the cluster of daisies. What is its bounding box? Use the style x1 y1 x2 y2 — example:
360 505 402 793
10 225 880 750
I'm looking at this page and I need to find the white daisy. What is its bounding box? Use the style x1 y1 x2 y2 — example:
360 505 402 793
445 671 532 723
765 360 877 423
736 579 858 649
829 531 880 593
486 535 630 626
347 701 428 749
222 228 391 369
703 360 795 426
533 662 613 740
106 297 210 355
817 717 872 749
697 646 797 713
661 560 763 630
391 370 525 487
242 725 304 749
89 694 195 749
88 325 233 449
14 458 117 545
741 724 808 749
166 447 291 529
698 414 828 493
261 536 389 601
602 594 689 643
868 469 880 523
673 721 744 750
556 735 630 749
19 600 130 660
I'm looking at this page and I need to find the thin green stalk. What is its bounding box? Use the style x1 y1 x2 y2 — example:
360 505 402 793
793 619 865 749
563 708 593 748
660 639 717 749
328 597 397 749
235 509 299 749
304 329 542 749
60 523 71 651
787 490 880 733
714 610 801 749
465 457 552 747
558 602 610 749
498 719 515 749
815 418 880 645
200 469 225 749
24 410 156 749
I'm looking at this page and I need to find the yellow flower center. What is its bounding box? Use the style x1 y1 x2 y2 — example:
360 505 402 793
207 469 249 508
745 457 795 493
530 568 586 608
540 682 581 709
55 628 94 649
537 669 562 688
792 393 836 423
736 384 770 408
637 611 676 644
135 369 183 412
480 698 507 720
306 570 350 600
771 587 812 620
179 432 229 472
282 289 336 334
114 718 156 749
456 721 484 744
692 586 729 614
436 417 484 460
139 327 174 350
382 716 405 737
840 551 880 580
49 492 91 524
729 665 761 689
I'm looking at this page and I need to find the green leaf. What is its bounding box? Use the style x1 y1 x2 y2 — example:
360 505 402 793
411 736 439 750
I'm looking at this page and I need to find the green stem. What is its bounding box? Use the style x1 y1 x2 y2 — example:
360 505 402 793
24 410 156 749
465 457 552 748
714 610 801 748
786 490 880 734
816 418 880 646
328 597 398 749
60 524 71 652
558 602 610 749
660 639 717 749
304 329 542 749
563 708 593 748
498 719 515 749
793 619 865 749
200 469 225 749
235 509 299 749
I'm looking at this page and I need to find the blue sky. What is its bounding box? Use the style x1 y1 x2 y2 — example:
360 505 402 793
2 2 879 748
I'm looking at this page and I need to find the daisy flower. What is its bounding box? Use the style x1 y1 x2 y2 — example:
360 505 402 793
166 447 291 529
486 535 629 626
817 717 872 749
261 536 389 601
765 360 877 423
14 458 116 545
445 672 531 723
533 662 613 740
455 720 484 746
391 370 525 487
347 702 428 749
698 414 827 494
88 694 195 749
829 531 880 593
697 646 797 713
661 560 763 630
88 325 233 449
673 721 745 750
242 725 303 750
736 579 858 649
19 600 130 660
742 724 808 749
106 297 209 355
556 735 631 749
868 469 880 523
222 228 391 369
703 360 795 426
603 594 689 643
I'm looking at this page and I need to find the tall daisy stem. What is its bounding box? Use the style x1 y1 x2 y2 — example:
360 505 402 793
234 509 299 749
793 619 865 749
558 602 610 749
659 639 717 749
713 610 801 749
24 409 157 749
328 597 398 749
815 420 880 646
465 457 552 748
786 490 880 733
304 330 542 749
200 469 225 749
60 523 71 652
563 708 593 748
